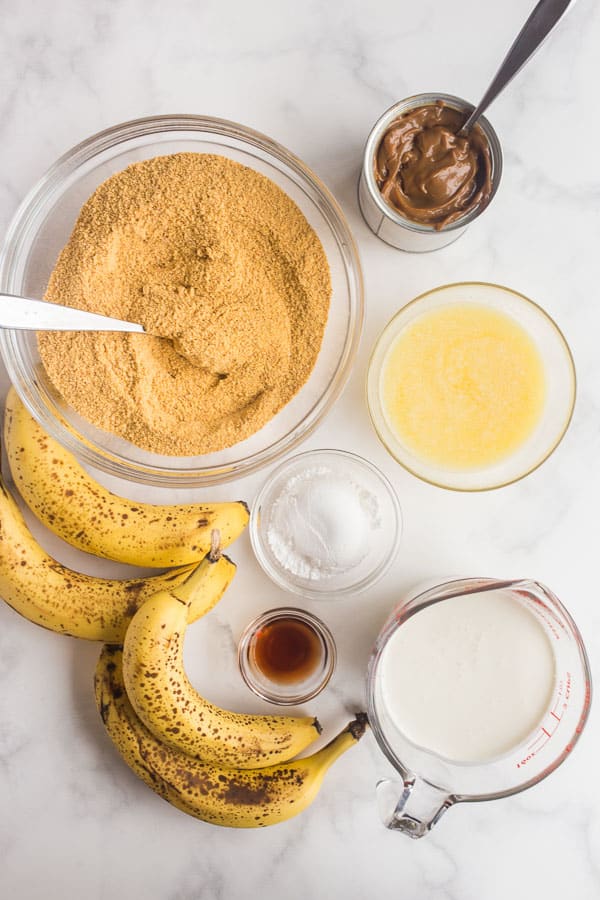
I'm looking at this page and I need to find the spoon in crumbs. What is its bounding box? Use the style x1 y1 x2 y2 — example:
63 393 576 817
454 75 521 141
0 295 145 332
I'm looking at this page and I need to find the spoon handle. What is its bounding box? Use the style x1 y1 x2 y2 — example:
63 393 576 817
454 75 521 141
0 295 145 332
460 0 577 133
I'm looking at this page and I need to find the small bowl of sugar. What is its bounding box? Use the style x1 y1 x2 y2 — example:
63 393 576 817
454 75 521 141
250 449 402 598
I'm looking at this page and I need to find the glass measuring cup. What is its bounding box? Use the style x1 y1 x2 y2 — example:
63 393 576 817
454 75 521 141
366 578 592 838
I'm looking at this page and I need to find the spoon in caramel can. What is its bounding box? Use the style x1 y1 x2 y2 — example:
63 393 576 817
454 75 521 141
358 0 577 251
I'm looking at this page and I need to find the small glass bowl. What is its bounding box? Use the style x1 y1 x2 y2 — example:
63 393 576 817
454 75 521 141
238 607 336 705
367 282 576 491
250 449 402 599
0 115 363 488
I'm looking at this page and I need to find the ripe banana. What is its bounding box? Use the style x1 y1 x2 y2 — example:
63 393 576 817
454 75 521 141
122 579 322 768
0 476 236 641
96 646 367 828
4 387 249 567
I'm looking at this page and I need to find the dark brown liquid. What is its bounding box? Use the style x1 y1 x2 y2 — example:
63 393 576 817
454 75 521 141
252 617 323 685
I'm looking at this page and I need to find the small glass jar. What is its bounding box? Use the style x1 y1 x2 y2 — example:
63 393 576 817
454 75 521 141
237 607 336 705
250 449 402 599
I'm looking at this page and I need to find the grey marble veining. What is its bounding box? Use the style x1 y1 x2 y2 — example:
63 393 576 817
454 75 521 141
0 0 599 898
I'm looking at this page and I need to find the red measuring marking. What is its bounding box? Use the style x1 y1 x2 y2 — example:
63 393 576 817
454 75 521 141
550 711 561 722
528 731 547 751
542 727 551 738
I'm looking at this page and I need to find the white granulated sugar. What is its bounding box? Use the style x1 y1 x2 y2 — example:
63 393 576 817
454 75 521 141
266 465 380 580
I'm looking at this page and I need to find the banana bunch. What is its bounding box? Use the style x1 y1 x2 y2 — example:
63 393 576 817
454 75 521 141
4 388 249 567
1 387 365 829
96 645 367 828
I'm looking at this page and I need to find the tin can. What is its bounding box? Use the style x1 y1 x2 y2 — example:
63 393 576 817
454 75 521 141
358 93 503 252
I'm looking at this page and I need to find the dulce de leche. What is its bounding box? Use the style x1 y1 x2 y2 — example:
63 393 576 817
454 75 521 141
374 102 493 230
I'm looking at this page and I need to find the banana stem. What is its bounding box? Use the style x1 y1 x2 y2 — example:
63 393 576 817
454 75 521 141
171 557 212 605
209 529 222 562
170 530 229 606
311 713 369 767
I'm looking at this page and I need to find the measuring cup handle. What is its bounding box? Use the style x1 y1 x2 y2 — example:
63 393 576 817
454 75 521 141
376 777 454 838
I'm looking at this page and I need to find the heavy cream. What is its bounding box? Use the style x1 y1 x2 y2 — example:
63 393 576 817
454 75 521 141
379 590 556 763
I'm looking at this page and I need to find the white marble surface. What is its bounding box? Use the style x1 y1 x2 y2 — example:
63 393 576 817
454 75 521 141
1 1 599 897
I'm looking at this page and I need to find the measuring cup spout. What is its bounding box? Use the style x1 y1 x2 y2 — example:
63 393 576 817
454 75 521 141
376 777 454 838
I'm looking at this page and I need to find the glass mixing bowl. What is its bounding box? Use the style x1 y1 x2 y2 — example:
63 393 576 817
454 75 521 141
0 115 363 487
367 282 576 491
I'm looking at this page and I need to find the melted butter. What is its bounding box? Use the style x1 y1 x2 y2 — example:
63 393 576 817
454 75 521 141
381 302 547 470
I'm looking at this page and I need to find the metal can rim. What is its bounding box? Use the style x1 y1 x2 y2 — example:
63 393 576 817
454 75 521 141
362 92 504 234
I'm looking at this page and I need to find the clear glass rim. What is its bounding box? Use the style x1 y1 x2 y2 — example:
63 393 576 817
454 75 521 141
366 281 577 492
249 448 403 599
365 577 593 804
237 606 337 705
0 114 364 487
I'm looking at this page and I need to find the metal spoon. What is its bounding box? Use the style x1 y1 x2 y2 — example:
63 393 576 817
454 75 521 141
0 294 145 332
459 0 577 135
